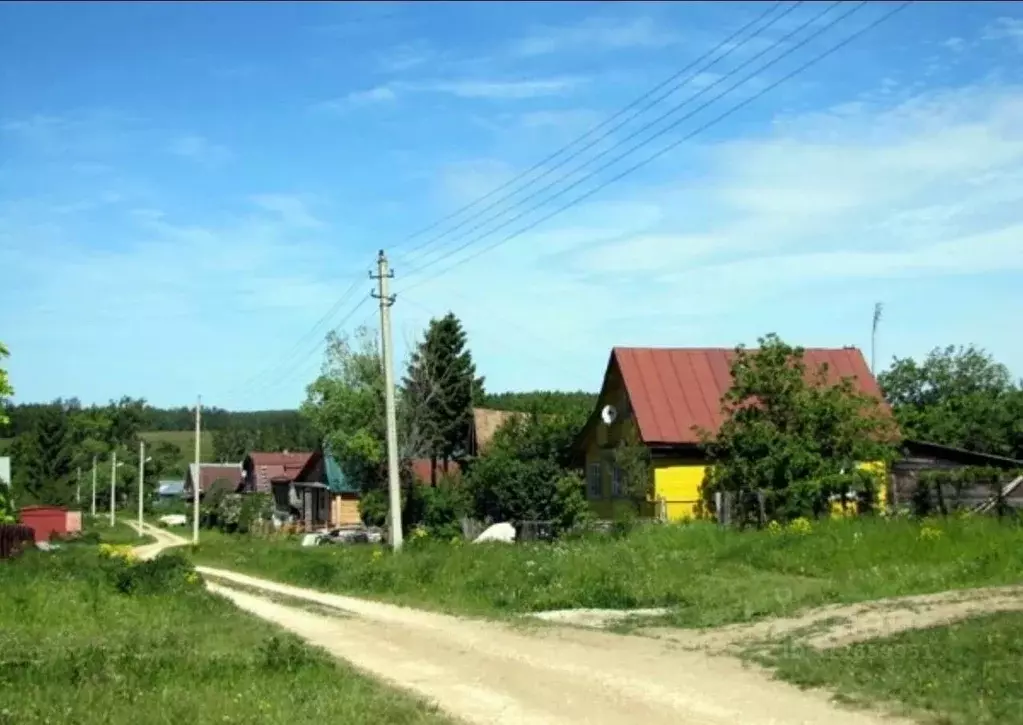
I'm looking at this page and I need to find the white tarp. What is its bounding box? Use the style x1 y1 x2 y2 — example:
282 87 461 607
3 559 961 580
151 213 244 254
473 522 516 544
0 456 9 487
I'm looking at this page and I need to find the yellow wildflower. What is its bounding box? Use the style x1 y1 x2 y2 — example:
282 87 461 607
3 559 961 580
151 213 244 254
787 517 812 535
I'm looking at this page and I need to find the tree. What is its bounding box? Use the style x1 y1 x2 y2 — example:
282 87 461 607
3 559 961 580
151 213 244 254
403 313 484 484
701 334 898 523
465 412 590 534
302 327 388 493
878 345 1022 458
10 404 77 506
0 342 12 429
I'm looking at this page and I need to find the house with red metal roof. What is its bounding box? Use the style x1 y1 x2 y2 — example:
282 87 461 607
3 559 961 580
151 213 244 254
576 346 886 522
182 462 244 500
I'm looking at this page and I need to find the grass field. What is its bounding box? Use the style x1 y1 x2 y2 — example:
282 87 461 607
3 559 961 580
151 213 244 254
190 516 1023 629
83 516 154 545
762 612 1023 724
141 429 215 472
0 544 452 725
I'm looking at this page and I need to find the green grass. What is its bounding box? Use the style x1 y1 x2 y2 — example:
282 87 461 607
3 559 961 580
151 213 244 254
760 612 1023 724
80 516 154 546
0 546 453 725
190 516 1023 628
141 429 215 473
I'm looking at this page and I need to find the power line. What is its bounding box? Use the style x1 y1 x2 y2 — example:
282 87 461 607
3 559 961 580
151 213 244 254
399 0 849 281
399 292 583 378
397 0 910 295
250 295 373 398
224 257 371 398
388 0 797 267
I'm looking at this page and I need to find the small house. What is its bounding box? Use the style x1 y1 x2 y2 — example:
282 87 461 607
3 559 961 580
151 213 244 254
293 447 360 529
575 346 887 521
241 451 313 494
182 462 243 501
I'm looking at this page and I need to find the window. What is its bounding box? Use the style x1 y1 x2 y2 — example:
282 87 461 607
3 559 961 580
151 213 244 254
611 465 624 498
586 462 602 498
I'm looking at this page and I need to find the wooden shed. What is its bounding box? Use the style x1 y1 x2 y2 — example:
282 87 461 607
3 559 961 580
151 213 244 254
891 440 1023 510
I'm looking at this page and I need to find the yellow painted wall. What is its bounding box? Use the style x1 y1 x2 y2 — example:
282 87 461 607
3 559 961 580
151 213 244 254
652 461 706 521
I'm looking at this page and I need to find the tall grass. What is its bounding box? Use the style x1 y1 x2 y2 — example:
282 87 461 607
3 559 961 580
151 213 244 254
192 517 1023 627
0 545 452 725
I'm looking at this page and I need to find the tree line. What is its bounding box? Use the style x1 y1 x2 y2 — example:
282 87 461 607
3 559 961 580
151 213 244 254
1 400 311 438
1 329 1020 528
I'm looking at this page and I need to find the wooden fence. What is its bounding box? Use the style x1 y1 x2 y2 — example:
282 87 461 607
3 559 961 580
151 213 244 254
0 524 36 560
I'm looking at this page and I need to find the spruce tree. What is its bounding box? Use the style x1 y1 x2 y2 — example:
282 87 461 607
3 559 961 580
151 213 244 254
404 313 484 483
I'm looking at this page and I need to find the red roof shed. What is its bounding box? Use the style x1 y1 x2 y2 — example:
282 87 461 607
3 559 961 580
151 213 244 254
18 505 70 543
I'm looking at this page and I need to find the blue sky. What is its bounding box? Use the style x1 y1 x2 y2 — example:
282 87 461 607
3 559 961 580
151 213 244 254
2 1 1022 411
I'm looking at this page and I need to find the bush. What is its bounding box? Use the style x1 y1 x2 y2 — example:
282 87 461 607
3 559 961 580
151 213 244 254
103 550 200 596
360 488 388 527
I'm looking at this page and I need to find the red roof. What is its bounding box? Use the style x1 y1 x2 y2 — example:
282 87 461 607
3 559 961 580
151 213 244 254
409 458 461 484
611 346 885 446
245 451 314 487
186 463 243 494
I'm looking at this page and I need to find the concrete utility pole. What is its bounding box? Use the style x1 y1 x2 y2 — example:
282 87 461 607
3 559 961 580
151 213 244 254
91 456 97 517
109 450 118 526
192 395 202 545
371 249 403 551
138 440 146 533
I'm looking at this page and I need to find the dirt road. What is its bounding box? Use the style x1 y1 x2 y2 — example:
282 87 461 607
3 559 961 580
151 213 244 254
133 524 909 725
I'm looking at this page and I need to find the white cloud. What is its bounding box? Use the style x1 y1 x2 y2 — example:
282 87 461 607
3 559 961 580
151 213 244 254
349 86 398 105
512 16 680 57
411 77 585 100
392 80 1023 381
250 194 324 229
169 135 232 167
983 17 1023 49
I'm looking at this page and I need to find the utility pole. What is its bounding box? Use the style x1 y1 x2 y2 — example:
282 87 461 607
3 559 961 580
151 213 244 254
109 450 118 526
192 395 202 545
91 456 97 517
371 249 403 551
871 302 884 374
138 440 146 533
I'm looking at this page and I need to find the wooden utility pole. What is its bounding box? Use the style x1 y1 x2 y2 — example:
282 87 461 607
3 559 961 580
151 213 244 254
192 395 202 545
371 249 403 550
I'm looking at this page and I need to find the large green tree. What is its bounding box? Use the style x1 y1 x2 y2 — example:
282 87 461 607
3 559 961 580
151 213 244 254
403 313 484 483
301 327 388 492
878 345 1022 458
701 334 898 523
10 404 77 506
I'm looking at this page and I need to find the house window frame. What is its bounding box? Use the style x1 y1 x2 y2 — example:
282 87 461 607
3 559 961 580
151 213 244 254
586 462 602 499
611 464 624 498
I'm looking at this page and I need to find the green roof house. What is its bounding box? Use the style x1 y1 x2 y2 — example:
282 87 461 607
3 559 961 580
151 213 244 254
293 445 361 528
